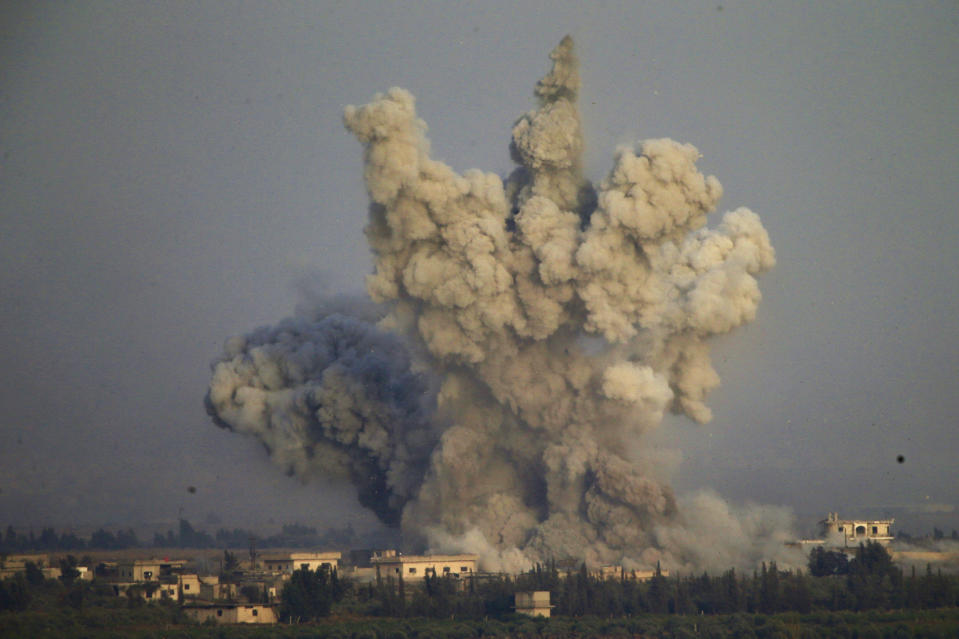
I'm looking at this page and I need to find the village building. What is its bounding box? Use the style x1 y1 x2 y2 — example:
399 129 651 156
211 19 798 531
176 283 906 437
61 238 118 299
112 581 178 601
182 603 277 624
0 555 94 582
515 591 552 618
177 573 201 599
371 552 478 581
790 513 897 551
198 575 237 602
819 513 895 546
260 551 340 574
0 554 50 580
116 558 187 582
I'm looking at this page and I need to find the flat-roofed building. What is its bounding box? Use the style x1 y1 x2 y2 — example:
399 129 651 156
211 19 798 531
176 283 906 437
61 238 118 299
113 581 178 601
515 591 552 618
0 554 49 579
178 573 201 599
116 559 187 582
820 513 895 546
183 603 277 624
198 575 237 602
371 553 478 580
261 551 340 574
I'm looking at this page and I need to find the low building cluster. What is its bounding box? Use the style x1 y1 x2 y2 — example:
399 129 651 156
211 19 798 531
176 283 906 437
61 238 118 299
0 549 488 625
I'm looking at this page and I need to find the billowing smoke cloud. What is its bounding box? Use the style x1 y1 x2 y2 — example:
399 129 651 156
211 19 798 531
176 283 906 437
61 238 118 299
207 36 797 572
204 304 439 527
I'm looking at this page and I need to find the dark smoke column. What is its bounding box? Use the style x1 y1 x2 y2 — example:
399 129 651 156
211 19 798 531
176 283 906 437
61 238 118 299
205 312 439 527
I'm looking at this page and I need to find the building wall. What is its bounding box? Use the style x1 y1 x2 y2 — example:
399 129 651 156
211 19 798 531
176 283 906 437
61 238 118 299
178 574 201 599
183 605 276 624
117 561 159 581
116 559 187 582
261 552 340 574
114 582 177 601
372 554 478 581
516 591 551 618
820 513 894 545
235 604 277 623
200 581 236 602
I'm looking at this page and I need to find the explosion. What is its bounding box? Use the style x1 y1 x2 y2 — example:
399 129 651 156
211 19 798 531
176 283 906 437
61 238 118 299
207 37 797 572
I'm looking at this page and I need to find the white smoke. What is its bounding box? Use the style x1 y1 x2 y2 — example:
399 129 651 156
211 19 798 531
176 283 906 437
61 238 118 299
207 36 793 572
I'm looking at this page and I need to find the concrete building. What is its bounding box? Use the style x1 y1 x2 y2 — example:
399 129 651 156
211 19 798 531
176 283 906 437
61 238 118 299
820 513 895 546
116 558 187 582
261 551 340 574
113 581 178 601
183 603 277 624
371 552 478 581
177 573 201 599
515 591 552 618
198 575 237 602
0 554 49 579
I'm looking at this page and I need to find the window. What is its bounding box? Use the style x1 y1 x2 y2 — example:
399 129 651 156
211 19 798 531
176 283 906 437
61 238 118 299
252 609 258 616
217 610 223 617
143 570 153 579
838 526 844 532
872 526 878 534
443 566 450 573
300 563 309 570
394 568 400 574
460 566 468 572
184 584 190 590
409 567 417 574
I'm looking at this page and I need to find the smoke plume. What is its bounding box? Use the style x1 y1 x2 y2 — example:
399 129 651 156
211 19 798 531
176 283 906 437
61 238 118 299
207 36 796 572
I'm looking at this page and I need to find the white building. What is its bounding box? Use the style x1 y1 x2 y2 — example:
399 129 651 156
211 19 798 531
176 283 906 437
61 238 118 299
820 513 894 546
371 552 478 581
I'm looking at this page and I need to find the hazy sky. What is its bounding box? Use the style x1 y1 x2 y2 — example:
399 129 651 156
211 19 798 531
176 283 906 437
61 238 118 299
2 2 957 537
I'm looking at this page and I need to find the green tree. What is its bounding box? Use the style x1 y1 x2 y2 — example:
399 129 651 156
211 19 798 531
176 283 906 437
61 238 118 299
0 575 31 611
24 560 45 586
808 546 849 576
759 562 780 613
280 565 338 621
38 527 59 549
90 528 118 549
58 555 80 587
647 562 669 614
222 549 239 572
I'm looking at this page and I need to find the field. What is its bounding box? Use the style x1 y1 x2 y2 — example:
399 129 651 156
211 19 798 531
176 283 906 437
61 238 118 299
4 607 959 638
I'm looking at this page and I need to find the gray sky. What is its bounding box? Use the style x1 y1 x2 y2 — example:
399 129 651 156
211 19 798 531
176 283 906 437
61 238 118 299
2 1 957 537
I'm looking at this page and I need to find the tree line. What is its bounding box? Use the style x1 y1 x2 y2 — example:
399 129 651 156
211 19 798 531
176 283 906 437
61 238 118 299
1 520 358 552
2 525 140 552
